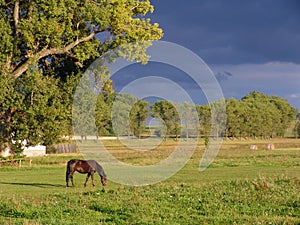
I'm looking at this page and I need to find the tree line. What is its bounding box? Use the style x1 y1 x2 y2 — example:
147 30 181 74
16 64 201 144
92 90 298 140
1 71 298 155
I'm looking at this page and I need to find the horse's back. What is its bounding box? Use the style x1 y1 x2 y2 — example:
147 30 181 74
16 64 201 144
85 160 98 169
67 159 104 174
86 159 97 165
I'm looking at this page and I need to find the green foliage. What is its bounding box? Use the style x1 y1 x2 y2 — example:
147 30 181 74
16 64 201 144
226 91 298 139
95 94 114 136
0 76 23 152
94 91 297 141
0 17 13 68
196 104 212 137
129 100 149 138
294 120 300 138
0 0 163 78
151 100 181 138
111 94 139 137
0 65 77 153
57 74 82 137
271 95 298 136
174 102 199 138
72 74 98 137
13 72 68 147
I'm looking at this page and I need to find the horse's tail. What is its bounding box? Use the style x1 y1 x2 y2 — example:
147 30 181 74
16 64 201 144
66 160 71 182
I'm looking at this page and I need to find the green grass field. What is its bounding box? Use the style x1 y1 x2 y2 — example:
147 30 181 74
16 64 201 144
0 139 299 224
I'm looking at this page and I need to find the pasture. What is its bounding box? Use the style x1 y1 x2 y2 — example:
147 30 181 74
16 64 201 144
0 138 299 224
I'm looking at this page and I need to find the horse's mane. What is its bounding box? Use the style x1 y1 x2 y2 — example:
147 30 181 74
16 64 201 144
87 160 106 178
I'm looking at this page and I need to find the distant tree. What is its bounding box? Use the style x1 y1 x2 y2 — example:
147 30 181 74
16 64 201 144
209 99 227 138
111 94 138 138
151 100 181 139
195 100 226 139
95 79 116 136
226 98 244 138
175 102 199 139
58 74 81 139
196 104 211 138
240 92 280 138
237 91 298 139
72 75 97 140
271 96 298 137
294 121 300 139
95 94 114 136
129 100 150 138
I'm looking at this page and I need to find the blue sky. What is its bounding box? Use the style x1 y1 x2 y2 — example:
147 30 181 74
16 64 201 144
112 0 300 110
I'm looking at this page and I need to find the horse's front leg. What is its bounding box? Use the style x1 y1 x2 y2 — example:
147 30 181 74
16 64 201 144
84 173 91 187
91 172 95 187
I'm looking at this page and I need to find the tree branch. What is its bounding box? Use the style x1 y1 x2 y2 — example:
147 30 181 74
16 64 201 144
12 31 97 78
13 0 20 34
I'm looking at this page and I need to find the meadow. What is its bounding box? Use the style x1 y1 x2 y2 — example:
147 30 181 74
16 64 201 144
0 138 299 224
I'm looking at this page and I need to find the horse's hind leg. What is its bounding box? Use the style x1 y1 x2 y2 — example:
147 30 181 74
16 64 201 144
66 173 74 187
84 173 91 187
70 175 74 187
66 173 69 187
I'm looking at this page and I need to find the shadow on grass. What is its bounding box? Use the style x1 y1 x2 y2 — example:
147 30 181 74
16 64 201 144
0 181 65 188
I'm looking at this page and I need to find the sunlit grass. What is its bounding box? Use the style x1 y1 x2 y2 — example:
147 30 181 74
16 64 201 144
0 138 299 224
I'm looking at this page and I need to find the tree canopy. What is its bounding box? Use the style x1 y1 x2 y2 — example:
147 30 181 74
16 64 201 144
0 0 162 78
226 92 298 139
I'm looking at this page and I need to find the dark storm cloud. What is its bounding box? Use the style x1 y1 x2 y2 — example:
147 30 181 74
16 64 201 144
150 0 300 64
108 1 300 110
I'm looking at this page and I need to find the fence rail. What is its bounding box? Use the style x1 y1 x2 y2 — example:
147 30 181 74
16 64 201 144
0 158 32 167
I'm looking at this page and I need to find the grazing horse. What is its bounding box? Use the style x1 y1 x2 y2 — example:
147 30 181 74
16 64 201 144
66 159 107 187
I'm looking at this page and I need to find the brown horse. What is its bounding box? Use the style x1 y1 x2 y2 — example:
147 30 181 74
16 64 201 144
66 159 107 187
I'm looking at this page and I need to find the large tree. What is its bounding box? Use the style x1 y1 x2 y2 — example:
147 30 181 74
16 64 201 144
0 0 163 153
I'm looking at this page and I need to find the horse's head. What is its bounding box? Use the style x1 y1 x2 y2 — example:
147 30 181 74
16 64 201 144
101 176 107 186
